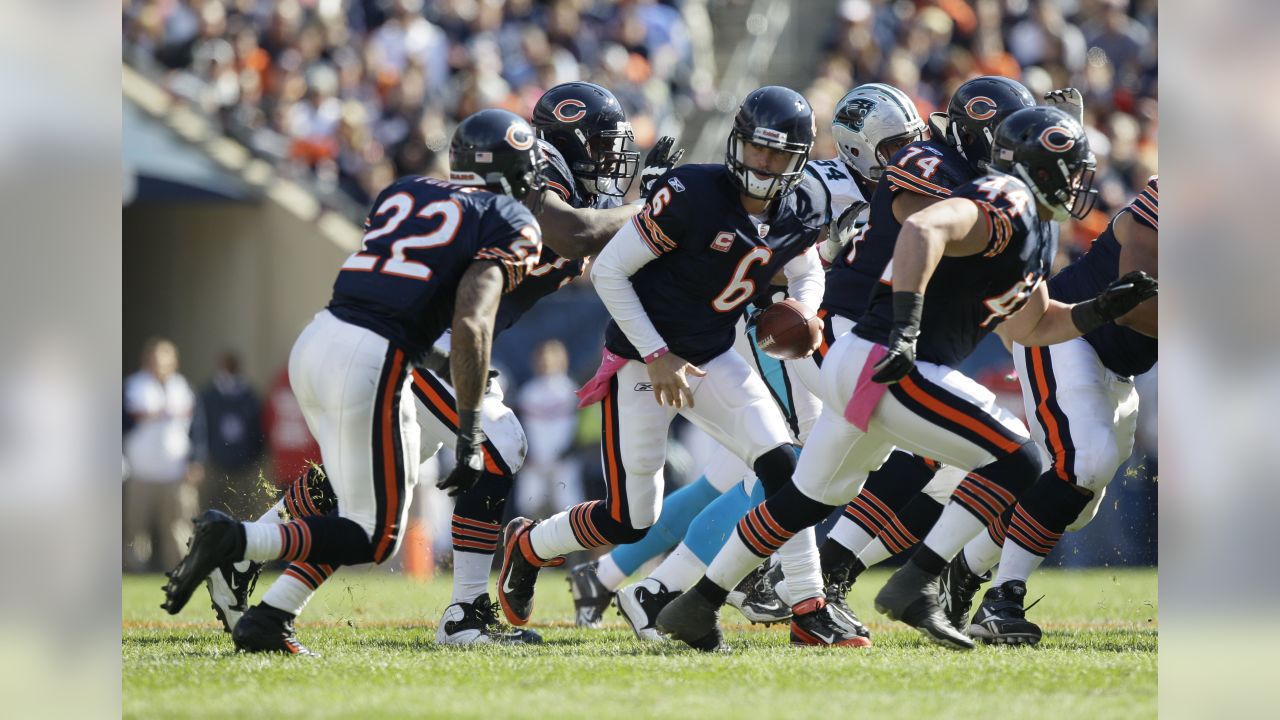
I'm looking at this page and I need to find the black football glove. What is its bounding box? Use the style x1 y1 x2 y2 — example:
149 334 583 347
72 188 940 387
871 292 925 384
437 410 486 497
638 135 685 198
1070 270 1158 334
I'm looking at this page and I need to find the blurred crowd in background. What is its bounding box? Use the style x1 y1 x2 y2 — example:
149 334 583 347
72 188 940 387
122 0 1158 572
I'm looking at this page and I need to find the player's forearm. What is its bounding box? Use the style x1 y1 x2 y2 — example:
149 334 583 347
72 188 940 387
590 220 668 356
889 221 947 296
782 246 825 310
1011 300 1086 347
538 199 640 260
450 263 504 412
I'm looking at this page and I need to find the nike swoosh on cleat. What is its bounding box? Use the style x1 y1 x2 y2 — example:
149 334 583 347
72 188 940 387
502 572 519 596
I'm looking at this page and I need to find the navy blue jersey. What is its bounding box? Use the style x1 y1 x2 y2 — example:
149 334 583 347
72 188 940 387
822 136 976 321
1048 176 1158 377
494 141 621 332
856 172 1057 366
604 164 825 365
328 176 541 359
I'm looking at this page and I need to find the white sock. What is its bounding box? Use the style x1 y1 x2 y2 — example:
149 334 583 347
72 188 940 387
705 533 767 593
596 553 627 591
242 522 283 561
528 509 588 560
261 574 314 616
856 538 892 569
776 528 822 605
235 501 286 572
649 543 706 592
921 503 987 563
992 542 1045 586
962 529 1004 576
451 552 493 604
827 516 874 557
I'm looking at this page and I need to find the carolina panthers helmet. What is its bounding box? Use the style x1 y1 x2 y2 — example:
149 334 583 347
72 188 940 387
991 106 1097 222
450 109 548 212
531 81 639 197
945 76 1037 172
831 83 926 184
726 86 815 201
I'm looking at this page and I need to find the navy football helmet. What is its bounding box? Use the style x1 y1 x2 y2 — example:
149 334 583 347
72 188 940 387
531 82 639 197
450 109 548 212
726 86 815 201
991 106 1097 221
945 76 1036 172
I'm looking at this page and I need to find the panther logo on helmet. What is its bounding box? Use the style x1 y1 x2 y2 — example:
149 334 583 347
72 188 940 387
964 96 998 120
836 97 877 132
1037 126 1077 152
505 122 535 150
552 98 588 123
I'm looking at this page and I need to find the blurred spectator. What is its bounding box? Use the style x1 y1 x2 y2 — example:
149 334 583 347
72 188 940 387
514 340 581 517
123 338 201 572
262 365 320 491
192 351 263 516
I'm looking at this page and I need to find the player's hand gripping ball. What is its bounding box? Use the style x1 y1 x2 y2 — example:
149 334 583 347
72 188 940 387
754 299 822 360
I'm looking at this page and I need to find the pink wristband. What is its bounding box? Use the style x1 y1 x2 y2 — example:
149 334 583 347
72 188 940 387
643 346 670 363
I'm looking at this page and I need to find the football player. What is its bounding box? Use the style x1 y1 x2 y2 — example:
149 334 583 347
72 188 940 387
941 175 1158 645
657 106 1155 651
161 108 547 655
496 86 857 646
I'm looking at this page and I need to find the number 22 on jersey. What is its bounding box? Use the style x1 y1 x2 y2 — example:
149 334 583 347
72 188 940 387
342 193 462 280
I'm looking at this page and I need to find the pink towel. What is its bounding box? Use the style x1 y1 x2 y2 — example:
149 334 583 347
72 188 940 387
844 344 889 431
576 349 630 408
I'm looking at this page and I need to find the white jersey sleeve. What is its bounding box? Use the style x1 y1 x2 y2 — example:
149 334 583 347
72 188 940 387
803 158 871 265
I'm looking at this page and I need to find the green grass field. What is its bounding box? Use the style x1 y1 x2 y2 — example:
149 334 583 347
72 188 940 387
123 567 1157 719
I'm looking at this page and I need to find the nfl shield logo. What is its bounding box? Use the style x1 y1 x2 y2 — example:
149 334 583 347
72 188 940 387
757 223 769 238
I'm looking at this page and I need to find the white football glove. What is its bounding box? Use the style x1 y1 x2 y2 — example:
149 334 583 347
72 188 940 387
1044 87 1085 126
818 200 867 266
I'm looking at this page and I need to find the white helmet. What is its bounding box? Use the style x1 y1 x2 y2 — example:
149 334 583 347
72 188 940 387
830 83 926 184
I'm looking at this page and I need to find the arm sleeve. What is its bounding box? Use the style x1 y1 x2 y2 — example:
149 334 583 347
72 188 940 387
590 218 669 357
782 245 825 311
1124 175 1158 230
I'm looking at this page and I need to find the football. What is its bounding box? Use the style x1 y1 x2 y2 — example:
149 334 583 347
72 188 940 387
754 299 822 360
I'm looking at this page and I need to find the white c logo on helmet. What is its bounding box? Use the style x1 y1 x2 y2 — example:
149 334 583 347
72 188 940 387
964 96 998 121
1038 126 1076 152
553 99 588 123
505 123 535 150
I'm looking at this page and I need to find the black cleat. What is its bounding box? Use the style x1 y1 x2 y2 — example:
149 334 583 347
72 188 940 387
161 509 245 615
496 517 562 627
789 597 872 647
568 560 615 628
823 580 872 641
656 588 729 652
875 563 975 650
206 560 262 633
726 558 792 625
938 552 990 632
968 580 1043 646
617 579 681 641
437 593 544 645
232 603 315 655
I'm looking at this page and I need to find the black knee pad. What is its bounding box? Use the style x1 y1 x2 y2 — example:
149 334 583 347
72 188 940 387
976 440 1043 498
452 472 513 527
753 444 800 497
1016 472 1094 534
298 516 376 565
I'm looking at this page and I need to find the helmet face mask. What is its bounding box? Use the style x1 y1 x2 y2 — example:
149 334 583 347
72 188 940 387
726 131 810 200
725 86 815 201
831 83 925 183
577 127 640 196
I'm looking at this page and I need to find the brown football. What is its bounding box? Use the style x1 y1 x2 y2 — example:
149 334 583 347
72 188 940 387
755 299 822 361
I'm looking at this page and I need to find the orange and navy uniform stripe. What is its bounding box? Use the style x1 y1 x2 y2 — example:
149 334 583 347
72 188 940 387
1022 344 1076 484
1005 503 1062 557
370 346 411 564
569 500 610 549
842 490 920 554
283 561 335 591
887 370 1027 457
950 472 1017 527
885 165 954 199
736 503 795 558
986 507 1011 546
474 247 528 291
277 520 314 562
409 369 513 477
545 179 572 202
974 199 1015 257
632 207 678 256
600 376 627 523
812 308 838 367
1125 175 1158 230
451 514 502 554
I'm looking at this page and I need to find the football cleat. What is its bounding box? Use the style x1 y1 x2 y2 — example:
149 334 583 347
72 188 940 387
823 580 872 641
789 596 872 648
496 517 563 627
726 559 792 625
874 562 975 650
616 579 681 641
655 587 728 652
568 560 615 628
232 603 315 655
161 509 245 615
206 560 262 633
968 580 1043 646
938 551 991 632
437 593 544 645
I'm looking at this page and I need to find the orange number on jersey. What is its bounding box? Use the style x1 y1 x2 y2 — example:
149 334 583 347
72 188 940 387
712 246 773 313
980 273 1039 327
